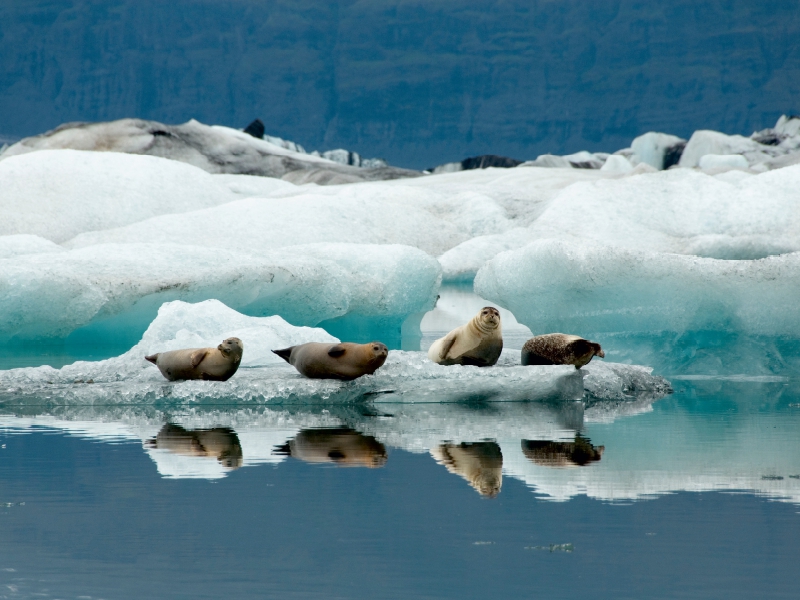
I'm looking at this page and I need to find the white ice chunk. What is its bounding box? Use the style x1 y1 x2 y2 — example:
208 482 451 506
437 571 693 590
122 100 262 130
599 154 634 173
437 228 532 282
0 243 440 340
475 238 800 336
523 166 800 259
630 132 685 169
698 154 750 170
0 149 237 243
523 154 573 169
679 129 771 168
774 115 800 137
0 235 64 258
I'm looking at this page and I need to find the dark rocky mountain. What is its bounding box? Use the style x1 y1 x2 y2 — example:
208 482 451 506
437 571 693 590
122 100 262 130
1 0 798 169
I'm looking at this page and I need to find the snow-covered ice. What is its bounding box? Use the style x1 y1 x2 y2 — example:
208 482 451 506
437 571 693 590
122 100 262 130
0 149 237 243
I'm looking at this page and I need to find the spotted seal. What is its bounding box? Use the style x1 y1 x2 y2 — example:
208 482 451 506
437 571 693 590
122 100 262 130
145 337 243 381
521 333 603 368
272 341 388 380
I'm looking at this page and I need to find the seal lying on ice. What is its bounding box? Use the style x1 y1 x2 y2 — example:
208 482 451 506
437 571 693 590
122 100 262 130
521 334 604 369
145 337 243 381
427 307 503 367
272 341 388 380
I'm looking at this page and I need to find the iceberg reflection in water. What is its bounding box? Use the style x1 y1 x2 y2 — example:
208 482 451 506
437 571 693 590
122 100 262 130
2 375 798 504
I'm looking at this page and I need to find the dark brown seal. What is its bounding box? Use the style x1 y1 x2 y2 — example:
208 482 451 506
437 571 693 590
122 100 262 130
521 333 604 369
145 337 243 381
272 341 388 380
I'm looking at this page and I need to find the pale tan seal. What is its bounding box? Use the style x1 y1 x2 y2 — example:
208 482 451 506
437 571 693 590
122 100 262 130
427 307 502 367
521 333 604 369
145 337 243 381
145 423 243 469
431 441 503 497
275 428 387 468
272 341 388 380
521 435 604 468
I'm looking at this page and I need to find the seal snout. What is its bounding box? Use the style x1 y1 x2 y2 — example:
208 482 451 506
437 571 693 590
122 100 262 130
480 306 501 327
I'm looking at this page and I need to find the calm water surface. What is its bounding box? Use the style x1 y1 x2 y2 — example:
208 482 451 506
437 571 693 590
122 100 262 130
0 287 798 599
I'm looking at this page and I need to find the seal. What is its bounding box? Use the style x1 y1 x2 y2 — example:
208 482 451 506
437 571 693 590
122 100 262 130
521 435 604 468
274 428 387 468
427 307 503 366
431 441 503 497
145 337 243 381
521 333 604 369
272 341 388 380
146 423 243 469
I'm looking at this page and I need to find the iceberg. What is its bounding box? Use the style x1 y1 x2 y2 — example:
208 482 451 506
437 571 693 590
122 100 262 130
475 239 800 375
437 164 800 280
630 132 686 170
0 244 440 343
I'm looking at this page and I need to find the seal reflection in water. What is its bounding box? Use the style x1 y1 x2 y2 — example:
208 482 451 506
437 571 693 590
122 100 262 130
521 435 604 467
431 441 503 497
274 428 387 468
272 342 388 380
146 423 243 469
427 307 503 367
145 337 243 381
521 333 604 369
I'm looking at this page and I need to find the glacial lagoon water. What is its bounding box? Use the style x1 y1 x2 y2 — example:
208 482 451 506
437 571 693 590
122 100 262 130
1 285 799 599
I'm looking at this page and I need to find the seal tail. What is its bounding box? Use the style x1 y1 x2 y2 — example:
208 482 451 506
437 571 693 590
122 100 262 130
145 354 159 364
271 348 293 363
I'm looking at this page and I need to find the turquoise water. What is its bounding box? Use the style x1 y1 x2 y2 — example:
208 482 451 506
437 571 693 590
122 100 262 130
0 287 798 599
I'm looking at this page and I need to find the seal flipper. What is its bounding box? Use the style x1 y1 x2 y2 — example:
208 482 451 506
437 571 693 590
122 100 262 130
272 347 294 363
190 349 209 368
439 332 457 360
327 345 346 358
145 354 159 364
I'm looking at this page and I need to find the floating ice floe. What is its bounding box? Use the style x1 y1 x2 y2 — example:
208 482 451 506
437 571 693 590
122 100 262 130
0 118 420 184
0 299 671 406
0 244 440 341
